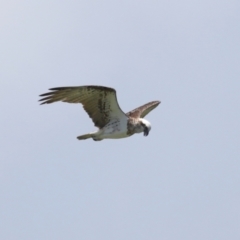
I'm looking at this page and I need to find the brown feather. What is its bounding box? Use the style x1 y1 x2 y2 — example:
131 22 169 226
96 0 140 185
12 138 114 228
39 85 126 128
126 101 160 118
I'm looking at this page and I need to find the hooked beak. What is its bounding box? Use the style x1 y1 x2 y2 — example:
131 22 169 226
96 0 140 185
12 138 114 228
143 127 149 136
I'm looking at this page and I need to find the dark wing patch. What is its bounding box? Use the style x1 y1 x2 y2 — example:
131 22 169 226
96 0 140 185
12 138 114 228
126 101 160 119
39 85 126 128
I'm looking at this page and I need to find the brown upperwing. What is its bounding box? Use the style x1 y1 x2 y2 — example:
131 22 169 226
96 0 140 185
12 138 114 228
126 101 160 119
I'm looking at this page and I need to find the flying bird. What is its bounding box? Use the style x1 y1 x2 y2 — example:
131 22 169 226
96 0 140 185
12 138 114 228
39 85 160 141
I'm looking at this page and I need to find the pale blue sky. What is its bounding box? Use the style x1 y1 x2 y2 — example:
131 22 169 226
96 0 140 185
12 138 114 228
1 0 240 239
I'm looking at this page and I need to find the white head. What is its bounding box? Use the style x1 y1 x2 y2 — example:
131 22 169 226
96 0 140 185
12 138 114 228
139 118 152 136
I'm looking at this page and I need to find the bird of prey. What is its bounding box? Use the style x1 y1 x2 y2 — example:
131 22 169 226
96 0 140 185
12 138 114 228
39 85 160 141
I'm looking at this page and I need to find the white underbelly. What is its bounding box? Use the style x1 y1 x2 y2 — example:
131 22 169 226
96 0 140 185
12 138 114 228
103 131 130 139
100 118 130 139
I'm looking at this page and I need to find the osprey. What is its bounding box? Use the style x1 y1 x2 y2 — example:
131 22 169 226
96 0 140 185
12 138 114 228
39 85 160 141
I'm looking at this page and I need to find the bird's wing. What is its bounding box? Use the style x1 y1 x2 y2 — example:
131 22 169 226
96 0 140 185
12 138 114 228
126 101 160 118
39 86 127 128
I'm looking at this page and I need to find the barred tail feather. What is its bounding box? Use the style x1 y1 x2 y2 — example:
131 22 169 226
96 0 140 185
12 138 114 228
77 133 93 140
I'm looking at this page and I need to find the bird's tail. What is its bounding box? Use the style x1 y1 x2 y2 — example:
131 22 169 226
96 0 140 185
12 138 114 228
77 133 93 140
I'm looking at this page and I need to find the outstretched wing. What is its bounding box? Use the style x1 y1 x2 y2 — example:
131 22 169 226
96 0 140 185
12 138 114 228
39 85 127 128
126 101 160 119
